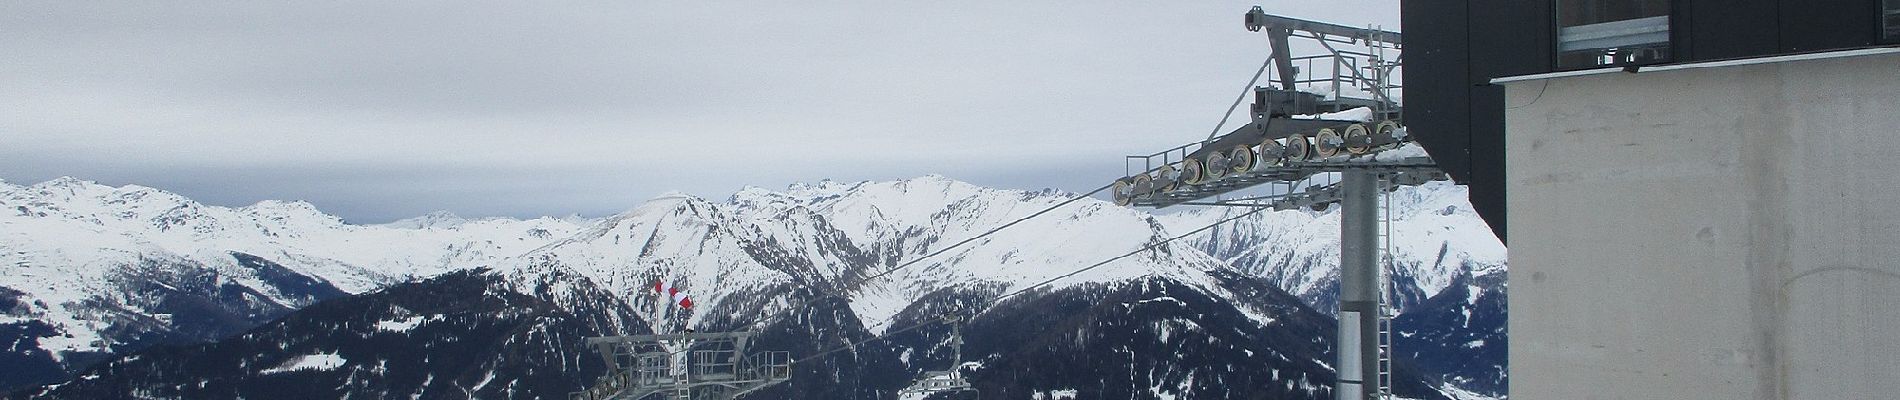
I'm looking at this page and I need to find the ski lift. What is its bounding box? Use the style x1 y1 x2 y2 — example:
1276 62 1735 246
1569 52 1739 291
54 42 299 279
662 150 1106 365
897 315 980 400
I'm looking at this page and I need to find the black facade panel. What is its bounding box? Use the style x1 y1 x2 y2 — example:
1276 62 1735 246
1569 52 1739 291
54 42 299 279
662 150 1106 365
1685 0 1781 61
1468 85 1508 243
1462 0 1527 242
1779 0 1880 52
1401 0 1473 184
1470 0 1554 79
1403 0 1509 241
1395 0 1895 243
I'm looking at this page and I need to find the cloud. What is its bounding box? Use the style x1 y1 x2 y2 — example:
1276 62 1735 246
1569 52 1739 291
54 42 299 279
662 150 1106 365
1 0 1398 222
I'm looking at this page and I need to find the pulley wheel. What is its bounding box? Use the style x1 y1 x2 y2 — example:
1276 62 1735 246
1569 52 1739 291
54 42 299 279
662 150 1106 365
1132 173 1154 196
1228 144 1256 174
1157 164 1182 191
1376 120 1402 151
1111 179 1133 206
1257 139 1286 168
1314 128 1343 158
1284 134 1311 163
1205 152 1230 181
1178 157 1208 185
1344 123 1373 155
1376 120 1401 141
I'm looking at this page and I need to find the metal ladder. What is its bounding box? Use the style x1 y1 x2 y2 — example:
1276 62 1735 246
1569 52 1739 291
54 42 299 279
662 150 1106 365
1374 176 1396 400
1364 24 1402 121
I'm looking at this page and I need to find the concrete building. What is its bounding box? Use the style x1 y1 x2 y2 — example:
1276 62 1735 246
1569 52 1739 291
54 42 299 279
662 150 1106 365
1402 0 1900 398
1502 49 1900 399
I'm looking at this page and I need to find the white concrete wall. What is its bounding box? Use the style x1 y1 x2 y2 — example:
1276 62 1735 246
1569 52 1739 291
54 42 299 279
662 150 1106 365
1505 52 1900 399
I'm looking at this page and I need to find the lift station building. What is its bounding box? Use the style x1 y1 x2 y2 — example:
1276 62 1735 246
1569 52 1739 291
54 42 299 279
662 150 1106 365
1402 0 1900 398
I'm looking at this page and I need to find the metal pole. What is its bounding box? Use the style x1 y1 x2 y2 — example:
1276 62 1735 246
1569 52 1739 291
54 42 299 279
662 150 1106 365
1337 171 1380 400
1268 28 1298 90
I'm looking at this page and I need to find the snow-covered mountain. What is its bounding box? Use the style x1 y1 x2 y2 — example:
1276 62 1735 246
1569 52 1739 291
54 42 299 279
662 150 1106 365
0 177 588 391
1159 180 1507 314
1160 180 1510 394
726 177 1272 333
3 175 1507 399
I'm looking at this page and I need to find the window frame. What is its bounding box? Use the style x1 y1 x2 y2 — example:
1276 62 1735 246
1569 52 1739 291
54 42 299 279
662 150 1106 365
1551 0 1676 71
1883 0 1900 43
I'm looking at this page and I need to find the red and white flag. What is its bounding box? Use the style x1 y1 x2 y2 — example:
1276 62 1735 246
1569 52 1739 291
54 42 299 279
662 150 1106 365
653 279 694 309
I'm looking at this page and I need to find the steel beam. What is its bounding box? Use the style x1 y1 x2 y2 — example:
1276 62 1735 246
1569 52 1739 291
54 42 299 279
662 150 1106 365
1337 171 1381 400
1245 7 1403 44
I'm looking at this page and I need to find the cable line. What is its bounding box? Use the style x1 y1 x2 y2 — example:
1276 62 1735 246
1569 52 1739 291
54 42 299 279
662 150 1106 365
788 203 1274 366
1205 50 1278 146
843 183 1115 289
986 205 1271 305
712 183 1113 358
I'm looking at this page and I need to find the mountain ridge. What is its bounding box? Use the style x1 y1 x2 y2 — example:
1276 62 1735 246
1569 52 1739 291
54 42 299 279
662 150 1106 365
2 175 1508 398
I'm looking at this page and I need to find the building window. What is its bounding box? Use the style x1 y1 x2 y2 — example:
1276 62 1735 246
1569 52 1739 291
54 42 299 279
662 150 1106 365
1885 0 1899 42
1556 0 1672 69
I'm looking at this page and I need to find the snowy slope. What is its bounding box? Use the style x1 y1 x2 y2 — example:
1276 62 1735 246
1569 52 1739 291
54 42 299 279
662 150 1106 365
722 176 1280 333
19 176 1447 399
1157 179 1510 396
0 177 587 390
492 192 868 335
18 269 649 400
4 175 1507 399
493 176 1259 334
1158 180 1507 313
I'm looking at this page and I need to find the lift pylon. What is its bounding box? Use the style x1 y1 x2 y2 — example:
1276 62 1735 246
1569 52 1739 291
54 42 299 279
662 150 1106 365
897 315 980 400
1108 8 1432 400
569 331 791 400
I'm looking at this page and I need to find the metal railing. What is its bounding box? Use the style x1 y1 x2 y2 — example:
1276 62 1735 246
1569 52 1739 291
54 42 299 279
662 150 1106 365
571 332 791 400
740 351 792 381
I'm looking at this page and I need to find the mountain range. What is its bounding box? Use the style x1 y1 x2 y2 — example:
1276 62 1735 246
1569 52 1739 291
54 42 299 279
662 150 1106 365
1 175 1506 399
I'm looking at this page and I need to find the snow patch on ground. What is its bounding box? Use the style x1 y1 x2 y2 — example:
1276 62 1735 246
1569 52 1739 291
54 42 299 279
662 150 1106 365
1293 106 1376 122
376 315 428 333
1033 389 1079 400
1431 384 1503 400
262 352 346 374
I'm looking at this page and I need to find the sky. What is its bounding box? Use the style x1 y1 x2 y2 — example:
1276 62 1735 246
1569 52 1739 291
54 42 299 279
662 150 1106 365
1 1 1399 223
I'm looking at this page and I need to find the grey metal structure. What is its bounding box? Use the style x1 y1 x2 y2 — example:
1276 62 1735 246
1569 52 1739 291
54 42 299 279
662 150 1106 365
1335 171 1382 400
569 331 791 400
1113 7 1410 210
896 317 979 399
1247 6 1403 118
1108 8 1436 400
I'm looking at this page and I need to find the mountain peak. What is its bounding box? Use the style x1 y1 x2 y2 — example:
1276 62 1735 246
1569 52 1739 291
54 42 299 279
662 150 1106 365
911 173 954 182
729 186 788 202
382 210 468 229
239 199 345 229
110 184 163 195
651 190 699 201
36 176 94 188
241 200 327 217
785 178 849 192
29 176 112 198
615 192 715 219
892 174 982 193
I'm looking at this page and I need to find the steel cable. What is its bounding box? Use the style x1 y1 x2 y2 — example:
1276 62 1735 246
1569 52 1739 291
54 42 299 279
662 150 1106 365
788 204 1273 366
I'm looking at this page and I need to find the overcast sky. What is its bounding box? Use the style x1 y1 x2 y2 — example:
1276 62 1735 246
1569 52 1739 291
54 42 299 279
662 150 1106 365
1 1 1398 223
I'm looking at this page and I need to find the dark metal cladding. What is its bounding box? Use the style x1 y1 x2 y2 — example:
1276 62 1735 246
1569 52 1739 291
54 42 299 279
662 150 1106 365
1396 0 1896 244
1683 0 1778 60
1779 0 1882 52
1401 0 1513 243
